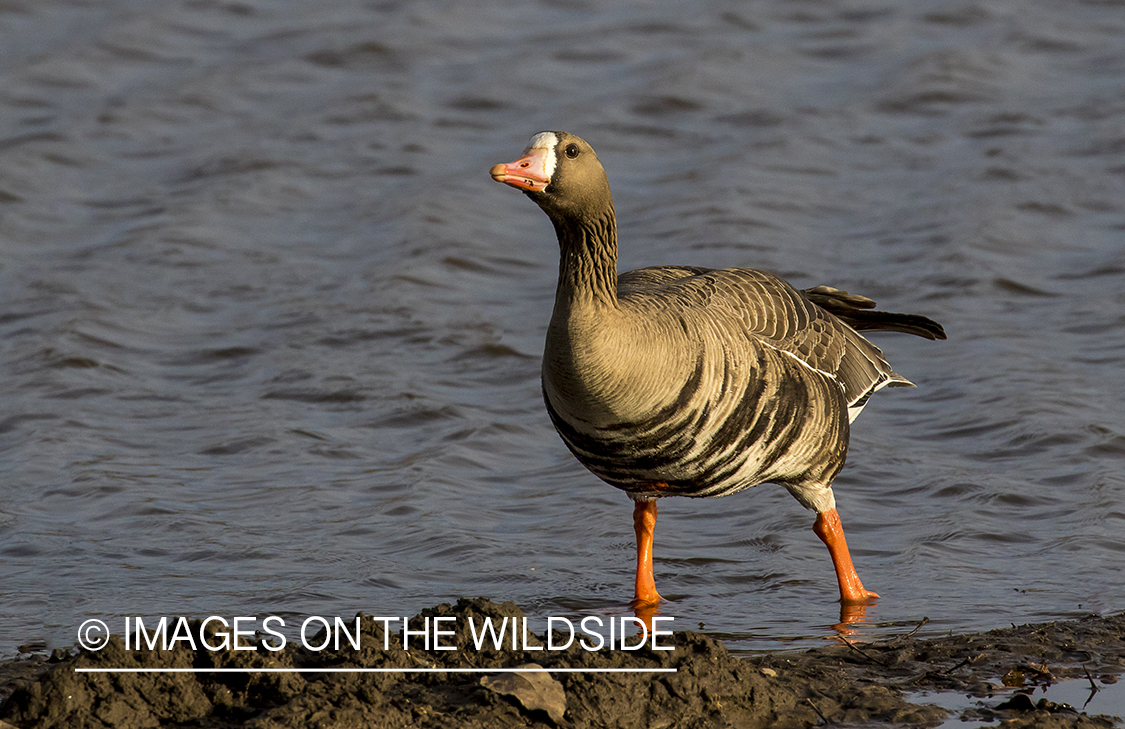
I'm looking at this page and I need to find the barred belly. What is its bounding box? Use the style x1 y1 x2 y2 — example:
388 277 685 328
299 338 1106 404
544 346 850 498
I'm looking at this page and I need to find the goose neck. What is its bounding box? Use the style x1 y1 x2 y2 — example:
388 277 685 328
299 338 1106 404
552 208 619 310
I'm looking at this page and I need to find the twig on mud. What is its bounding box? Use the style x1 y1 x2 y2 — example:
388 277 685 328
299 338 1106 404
1076 670 1099 710
1083 665 1100 696
840 637 890 667
909 653 983 685
947 654 981 673
902 616 930 639
804 698 829 726
883 616 930 646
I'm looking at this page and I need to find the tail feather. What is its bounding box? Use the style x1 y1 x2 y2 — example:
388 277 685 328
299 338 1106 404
804 285 947 341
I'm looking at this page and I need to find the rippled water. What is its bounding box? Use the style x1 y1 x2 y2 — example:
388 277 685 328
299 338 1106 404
2 0 1124 660
922 678 1125 729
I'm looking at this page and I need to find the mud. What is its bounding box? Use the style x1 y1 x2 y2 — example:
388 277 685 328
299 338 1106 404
1 600 1121 728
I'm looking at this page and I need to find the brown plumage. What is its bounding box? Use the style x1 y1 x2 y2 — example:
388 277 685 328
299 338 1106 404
491 131 945 612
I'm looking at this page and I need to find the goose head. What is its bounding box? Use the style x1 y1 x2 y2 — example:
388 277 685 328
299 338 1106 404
491 131 613 223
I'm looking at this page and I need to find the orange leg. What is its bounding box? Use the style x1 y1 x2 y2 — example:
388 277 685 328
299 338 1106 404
813 508 879 604
631 500 664 607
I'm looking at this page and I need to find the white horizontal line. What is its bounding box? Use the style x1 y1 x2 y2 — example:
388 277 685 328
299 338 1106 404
75 667 677 674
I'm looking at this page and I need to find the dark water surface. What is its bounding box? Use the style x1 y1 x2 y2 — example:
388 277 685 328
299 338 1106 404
2 0 1124 658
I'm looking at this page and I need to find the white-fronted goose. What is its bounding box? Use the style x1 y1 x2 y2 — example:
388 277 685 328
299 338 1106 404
490 131 945 611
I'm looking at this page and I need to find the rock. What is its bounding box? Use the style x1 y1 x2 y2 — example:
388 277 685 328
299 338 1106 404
480 664 566 723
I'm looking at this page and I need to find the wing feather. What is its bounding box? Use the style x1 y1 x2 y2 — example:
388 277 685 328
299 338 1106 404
617 266 911 412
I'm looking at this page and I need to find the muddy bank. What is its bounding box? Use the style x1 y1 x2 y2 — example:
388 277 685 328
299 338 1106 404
1 599 1121 728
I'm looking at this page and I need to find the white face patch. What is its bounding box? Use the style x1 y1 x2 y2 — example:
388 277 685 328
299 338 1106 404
526 131 558 182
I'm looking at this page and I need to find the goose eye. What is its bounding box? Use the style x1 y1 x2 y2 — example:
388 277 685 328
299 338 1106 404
564 143 580 159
